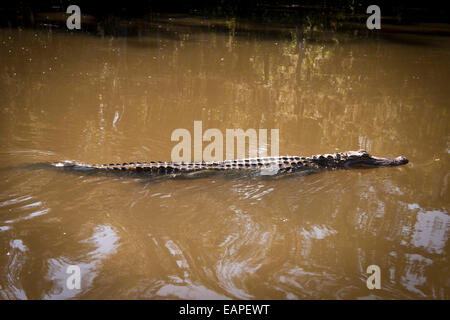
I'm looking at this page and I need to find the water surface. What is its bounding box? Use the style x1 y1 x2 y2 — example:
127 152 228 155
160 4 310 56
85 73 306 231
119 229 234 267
0 19 449 299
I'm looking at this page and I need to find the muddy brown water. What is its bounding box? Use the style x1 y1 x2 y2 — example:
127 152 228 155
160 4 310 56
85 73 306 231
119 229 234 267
0 19 449 299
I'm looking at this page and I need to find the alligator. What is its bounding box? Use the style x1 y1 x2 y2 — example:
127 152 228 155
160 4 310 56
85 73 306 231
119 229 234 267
52 150 408 177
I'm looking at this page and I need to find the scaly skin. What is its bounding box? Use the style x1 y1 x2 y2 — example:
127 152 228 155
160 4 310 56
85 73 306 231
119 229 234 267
52 150 408 175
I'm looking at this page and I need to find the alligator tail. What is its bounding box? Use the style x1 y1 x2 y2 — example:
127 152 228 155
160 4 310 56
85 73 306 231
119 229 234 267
51 161 94 169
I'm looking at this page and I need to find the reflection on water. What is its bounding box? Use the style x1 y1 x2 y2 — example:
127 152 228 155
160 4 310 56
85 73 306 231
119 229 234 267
410 205 449 254
43 224 119 299
0 17 449 299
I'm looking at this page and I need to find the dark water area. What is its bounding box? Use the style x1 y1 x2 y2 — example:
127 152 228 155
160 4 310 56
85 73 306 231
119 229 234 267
0 9 449 299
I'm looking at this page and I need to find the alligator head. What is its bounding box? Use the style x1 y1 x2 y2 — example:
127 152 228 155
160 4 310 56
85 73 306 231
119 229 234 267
341 150 408 169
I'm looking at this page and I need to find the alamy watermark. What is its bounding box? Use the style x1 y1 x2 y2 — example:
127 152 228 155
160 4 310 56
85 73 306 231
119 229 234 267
66 5 81 30
65 4 380 31
171 121 279 163
66 265 81 290
366 264 381 290
366 5 381 30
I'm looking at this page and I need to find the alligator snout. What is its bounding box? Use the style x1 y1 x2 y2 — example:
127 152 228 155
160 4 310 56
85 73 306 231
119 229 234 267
395 156 408 165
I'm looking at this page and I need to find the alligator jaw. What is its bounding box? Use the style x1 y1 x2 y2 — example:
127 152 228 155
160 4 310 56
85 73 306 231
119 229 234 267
344 155 409 169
